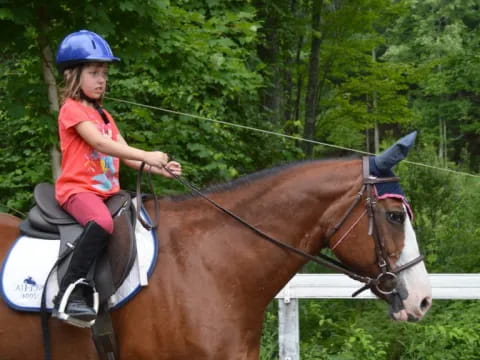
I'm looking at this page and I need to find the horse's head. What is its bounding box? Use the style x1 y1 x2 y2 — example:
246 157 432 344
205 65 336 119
326 132 432 321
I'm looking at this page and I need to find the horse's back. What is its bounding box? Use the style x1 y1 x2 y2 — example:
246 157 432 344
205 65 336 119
0 213 21 258
0 212 21 231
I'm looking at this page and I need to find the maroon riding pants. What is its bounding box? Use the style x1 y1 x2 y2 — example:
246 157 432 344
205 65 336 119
62 192 114 234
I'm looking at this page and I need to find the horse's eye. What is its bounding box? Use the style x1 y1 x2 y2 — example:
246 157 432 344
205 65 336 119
386 211 405 224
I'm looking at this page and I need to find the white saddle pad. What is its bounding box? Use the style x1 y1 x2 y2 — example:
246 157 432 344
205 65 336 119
0 205 158 312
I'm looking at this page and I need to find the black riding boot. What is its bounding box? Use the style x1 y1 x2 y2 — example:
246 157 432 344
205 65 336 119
53 221 109 323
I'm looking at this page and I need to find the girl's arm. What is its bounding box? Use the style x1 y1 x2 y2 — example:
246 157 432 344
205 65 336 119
117 134 182 178
74 120 168 168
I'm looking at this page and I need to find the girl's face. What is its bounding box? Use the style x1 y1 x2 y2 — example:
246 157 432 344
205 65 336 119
79 63 109 100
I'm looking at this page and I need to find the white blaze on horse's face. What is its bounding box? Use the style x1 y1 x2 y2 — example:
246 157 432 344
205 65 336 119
391 206 432 321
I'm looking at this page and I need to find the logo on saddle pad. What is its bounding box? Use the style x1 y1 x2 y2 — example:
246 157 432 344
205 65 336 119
16 276 44 301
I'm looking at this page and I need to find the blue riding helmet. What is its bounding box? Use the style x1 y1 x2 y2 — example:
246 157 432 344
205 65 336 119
56 30 120 72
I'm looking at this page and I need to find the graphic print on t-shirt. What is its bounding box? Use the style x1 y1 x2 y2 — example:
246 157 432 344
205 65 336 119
88 122 119 192
87 150 118 192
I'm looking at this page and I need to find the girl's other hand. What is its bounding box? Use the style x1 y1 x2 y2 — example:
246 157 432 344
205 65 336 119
144 151 169 168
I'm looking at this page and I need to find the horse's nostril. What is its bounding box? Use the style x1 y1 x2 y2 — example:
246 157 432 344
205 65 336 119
420 296 431 311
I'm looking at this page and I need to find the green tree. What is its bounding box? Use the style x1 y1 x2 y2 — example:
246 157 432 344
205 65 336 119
384 0 480 170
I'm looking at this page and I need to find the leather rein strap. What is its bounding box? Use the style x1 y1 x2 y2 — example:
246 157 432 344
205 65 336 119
151 157 424 297
136 162 159 230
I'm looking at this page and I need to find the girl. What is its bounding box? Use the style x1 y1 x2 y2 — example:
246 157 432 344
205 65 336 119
53 30 182 325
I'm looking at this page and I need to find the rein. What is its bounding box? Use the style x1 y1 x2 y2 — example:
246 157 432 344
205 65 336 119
139 162 373 283
141 157 423 299
136 162 159 230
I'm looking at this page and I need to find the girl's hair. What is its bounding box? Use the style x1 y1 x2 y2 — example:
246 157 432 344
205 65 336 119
59 63 105 104
59 65 83 103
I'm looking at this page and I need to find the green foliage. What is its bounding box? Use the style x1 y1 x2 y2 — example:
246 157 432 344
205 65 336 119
105 2 270 188
396 144 480 272
301 313 389 360
0 39 55 213
384 0 480 168
397 302 480 360
261 299 480 359
260 302 279 360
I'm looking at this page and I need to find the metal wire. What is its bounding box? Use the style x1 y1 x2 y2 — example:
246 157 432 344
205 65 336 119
105 96 480 179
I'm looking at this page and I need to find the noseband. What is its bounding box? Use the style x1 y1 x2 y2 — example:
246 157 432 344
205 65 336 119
156 157 424 306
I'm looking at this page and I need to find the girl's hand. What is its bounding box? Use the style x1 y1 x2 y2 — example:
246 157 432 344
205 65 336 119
144 151 169 168
161 161 182 178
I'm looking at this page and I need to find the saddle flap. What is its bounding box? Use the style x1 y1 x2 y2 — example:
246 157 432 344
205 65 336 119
56 224 85 284
95 209 137 304
110 212 137 288
105 191 131 217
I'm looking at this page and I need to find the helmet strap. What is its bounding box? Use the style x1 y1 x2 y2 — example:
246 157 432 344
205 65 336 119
80 90 110 125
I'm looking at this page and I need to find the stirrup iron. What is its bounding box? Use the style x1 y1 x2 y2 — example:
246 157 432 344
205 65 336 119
53 278 99 328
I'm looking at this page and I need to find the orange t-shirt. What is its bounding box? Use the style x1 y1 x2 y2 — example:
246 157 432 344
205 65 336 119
55 98 121 205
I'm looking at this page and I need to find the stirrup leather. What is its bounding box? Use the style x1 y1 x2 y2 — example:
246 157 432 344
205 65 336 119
53 278 99 328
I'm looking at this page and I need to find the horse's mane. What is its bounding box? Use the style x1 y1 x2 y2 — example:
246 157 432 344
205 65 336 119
167 156 358 202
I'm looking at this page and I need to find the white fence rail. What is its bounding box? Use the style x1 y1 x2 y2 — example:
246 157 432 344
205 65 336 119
274 274 480 360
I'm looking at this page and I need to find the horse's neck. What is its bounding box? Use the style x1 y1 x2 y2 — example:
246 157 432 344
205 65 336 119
155 160 362 305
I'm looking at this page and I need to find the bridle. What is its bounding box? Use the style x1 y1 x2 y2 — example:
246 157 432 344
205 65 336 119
137 156 424 305
324 157 424 300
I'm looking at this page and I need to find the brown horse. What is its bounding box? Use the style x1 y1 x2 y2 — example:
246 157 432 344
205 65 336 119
0 158 431 359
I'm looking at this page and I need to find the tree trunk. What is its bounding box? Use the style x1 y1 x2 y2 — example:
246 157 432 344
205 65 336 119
439 117 447 167
36 5 61 180
366 129 370 153
302 0 323 157
293 35 304 123
255 0 282 125
283 0 297 124
372 49 379 153
443 117 447 167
